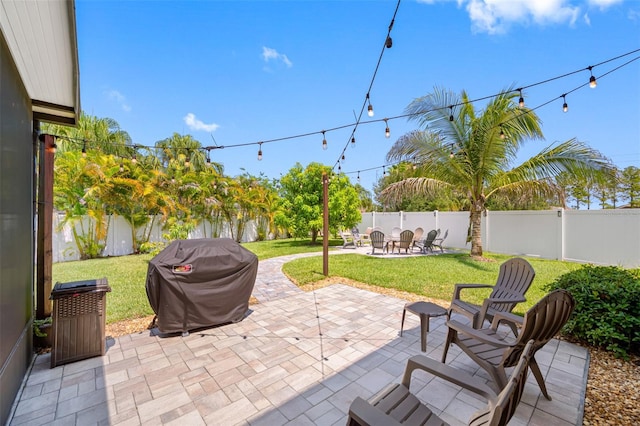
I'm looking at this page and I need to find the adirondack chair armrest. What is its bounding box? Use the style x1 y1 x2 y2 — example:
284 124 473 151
446 319 512 348
402 355 496 400
348 397 403 426
477 295 526 325
452 283 493 299
490 311 524 330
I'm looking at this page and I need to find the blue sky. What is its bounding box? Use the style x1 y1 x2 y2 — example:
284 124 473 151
76 0 640 193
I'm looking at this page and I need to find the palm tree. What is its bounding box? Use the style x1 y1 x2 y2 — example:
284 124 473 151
381 87 611 257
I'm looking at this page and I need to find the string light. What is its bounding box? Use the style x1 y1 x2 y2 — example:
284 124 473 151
131 153 137 164
449 106 454 121
42 47 640 182
257 142 263 161
351 136 356 147
206 149 211 166
119 161 124 173
81 141 86 157
50 142 57 153
322 131 327 150
449 151 454 158
383 165 386 176
357 171 361 183
562 94 568 113
341 154 346 163
588 66 597 88
518 88 525 108
385 36 392 48
367 93 374 117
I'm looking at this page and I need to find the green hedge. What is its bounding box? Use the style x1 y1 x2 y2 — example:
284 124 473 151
546 265 640 359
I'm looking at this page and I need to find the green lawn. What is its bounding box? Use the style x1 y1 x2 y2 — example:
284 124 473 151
283 252 581 315
51 238 580 323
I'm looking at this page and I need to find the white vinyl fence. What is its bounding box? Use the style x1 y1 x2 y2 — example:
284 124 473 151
52 209 640 268
357 209 640 268
52 213 258 263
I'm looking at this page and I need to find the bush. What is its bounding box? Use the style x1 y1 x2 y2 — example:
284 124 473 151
546 265 640 359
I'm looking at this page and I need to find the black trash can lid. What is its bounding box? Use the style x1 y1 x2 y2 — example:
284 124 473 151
51 278 111 299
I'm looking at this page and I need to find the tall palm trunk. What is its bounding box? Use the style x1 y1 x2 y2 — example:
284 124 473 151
470 205 483 257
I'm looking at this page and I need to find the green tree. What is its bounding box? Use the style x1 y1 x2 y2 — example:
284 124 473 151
155 133 207 171
278 163 361 243
354 183 374 212
620 166 640 208
381 87 611 257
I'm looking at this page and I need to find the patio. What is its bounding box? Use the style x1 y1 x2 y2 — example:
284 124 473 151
9 254 588 425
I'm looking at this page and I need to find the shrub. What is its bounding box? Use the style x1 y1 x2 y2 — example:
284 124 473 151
546 265 640 359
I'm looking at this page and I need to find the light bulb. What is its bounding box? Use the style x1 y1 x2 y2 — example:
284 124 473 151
131 154 137 164
351 136 355 147
50 143 57 153
500 128 505 139
518 89 524 108
357 172 360 183
384 119 390 138
257 143 263 161
322 132 327 150
367 104 374 117
184 159 190 167
449 106 454 122
119 162 124 172
563 102 568 113
589 75 597 89
385 36 392 48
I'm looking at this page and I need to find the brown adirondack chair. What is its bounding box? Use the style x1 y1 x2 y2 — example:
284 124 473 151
391 230 414 254
410 227 424 251
448 257 535 330
415 229 438 253
370 230 387 255
441 289 575 400
347 340 535 426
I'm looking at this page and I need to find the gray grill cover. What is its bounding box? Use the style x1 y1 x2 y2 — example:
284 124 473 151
146 238 258 334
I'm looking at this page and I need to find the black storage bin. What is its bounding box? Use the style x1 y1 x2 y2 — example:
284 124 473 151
50 278 111 368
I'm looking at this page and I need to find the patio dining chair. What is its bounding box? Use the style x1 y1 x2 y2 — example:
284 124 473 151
448 257 535 332
442 289 575 400
347 340 535 426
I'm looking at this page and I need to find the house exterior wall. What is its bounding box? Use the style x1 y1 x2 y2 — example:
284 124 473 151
0 33 35 425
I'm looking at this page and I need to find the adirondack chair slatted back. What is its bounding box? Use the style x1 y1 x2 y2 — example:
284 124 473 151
502 289 575 366
396 230 414 253
489 258 536 314
370 230 386 254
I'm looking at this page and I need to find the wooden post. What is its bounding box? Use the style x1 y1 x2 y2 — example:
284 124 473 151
36 134 55 319
322 172 329 276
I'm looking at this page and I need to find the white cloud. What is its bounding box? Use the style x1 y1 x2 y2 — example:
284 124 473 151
261 46 293 69
106 89 131 112
464 0 580 34
183 113 219 133
421 0 594 34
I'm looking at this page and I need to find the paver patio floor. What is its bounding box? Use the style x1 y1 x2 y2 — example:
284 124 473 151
9 253 588 425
